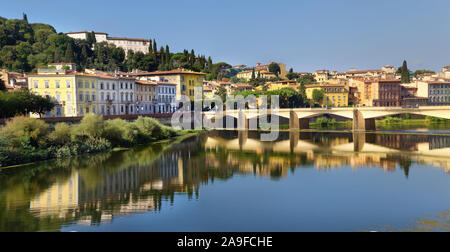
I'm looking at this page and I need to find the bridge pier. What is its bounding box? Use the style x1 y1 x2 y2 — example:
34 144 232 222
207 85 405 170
238 130 248 151
289 131 299 152
289 111 299 130
238 110 248 130
353 109 376 131
353 132 366 152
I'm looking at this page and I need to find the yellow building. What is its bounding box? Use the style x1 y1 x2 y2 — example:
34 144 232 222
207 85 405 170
314 70 330 83
28 70 97 117
236 69 277 81
28 63 138 117
135 80 157 114
265 80 299 91
305 83 349 107
130 69 206 103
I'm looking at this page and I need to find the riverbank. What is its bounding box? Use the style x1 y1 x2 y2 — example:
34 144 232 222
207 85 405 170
0 114 198 168
308 116 450 130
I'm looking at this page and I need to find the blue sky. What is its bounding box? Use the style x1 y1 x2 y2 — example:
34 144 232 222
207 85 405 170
2 0 450 72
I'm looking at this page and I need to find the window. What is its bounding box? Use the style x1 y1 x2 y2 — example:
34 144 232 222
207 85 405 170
112 84 115 90
92 81 95 89
67 93 71 101
106 83 110 90
56 92 61 102
92 94 96 101
100 83 104 90
79 92 83 101
34 81 38 88
45 81 49 88
55 80 60 88
66 80 71 88
101 93 104 101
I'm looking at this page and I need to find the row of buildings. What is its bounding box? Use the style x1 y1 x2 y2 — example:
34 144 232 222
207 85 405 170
27 63 205 118
4 58 450 118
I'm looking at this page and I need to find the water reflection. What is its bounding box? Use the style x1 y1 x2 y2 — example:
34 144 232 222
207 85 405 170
0 131 449 231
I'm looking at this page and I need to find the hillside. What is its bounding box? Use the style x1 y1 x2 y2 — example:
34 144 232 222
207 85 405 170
0 15 227 80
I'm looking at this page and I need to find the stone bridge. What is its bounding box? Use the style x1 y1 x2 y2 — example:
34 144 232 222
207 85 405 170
202 106 450 131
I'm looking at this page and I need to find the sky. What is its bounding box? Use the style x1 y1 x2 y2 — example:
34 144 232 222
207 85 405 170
2 0 450 72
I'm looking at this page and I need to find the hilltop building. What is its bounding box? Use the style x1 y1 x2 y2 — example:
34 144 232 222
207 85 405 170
66 31 150 54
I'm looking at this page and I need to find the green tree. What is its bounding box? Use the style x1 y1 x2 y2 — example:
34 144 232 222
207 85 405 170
23 13 28 23
216 86 227 103
286 68 299 80
312 89 324 105
400 60 411 83
64 41 74 63
297 74 316 85
268 63 281 76
87 31 96 46
414 69 435 76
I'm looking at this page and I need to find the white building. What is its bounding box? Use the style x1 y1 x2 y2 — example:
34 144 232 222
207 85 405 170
156 82 177 113
66 31 150 54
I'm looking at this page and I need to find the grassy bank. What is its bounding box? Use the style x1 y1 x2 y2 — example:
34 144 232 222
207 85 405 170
0 114 189 168
310 117 352 130
376 116 450 130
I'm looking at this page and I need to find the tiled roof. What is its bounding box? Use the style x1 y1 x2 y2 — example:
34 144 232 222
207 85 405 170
129 69 207 76
108 37 150 42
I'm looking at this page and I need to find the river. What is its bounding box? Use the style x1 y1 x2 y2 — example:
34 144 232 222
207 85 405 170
0 130 449 232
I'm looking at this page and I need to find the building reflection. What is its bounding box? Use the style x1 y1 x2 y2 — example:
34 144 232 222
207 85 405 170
21 130 450 228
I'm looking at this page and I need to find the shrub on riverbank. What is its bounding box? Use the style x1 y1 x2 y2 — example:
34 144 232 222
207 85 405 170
0 114 179 167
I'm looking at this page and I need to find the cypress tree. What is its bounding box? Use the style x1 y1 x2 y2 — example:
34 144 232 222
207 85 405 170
148 39 153 54
153 40 157 55
160 46 165 69
81 45 88 66
251 68 256 80
54 49 62 62
207 57 213 72
23 13 28 23
64 42 74 63
190 49 195 66
165 45 170 69
87 32 96 46
401 60 410 83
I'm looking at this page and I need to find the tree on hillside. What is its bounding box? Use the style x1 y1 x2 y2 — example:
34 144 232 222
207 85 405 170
64 41 74 63
268 63 281 76
286 68 299 80
399 60 411 83
87 31 96 46
23 13 28 23
297 74 316 85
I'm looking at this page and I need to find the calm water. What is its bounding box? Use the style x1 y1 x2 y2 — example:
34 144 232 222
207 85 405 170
0 131 449 232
